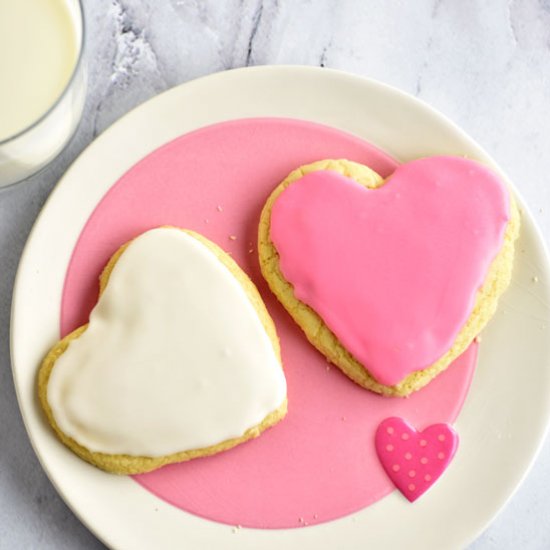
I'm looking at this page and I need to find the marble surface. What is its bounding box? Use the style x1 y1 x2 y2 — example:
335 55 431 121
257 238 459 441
1 0 549 548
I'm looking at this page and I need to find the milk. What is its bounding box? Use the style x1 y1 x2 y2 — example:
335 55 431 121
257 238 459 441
0 0 85 187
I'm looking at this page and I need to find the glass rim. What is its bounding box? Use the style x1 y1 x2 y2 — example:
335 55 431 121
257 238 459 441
0 0 86 146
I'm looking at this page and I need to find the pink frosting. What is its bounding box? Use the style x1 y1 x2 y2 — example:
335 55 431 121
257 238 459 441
270 156 510 386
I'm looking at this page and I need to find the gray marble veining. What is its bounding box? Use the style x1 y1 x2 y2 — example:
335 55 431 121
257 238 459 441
1 1 549 548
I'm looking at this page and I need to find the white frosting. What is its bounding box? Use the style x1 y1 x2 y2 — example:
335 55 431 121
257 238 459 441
48 228 286 457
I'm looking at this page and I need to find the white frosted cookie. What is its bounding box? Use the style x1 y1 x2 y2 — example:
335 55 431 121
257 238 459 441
39 227 287 474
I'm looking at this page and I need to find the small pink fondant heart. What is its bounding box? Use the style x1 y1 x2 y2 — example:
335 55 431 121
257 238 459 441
375 417 458 502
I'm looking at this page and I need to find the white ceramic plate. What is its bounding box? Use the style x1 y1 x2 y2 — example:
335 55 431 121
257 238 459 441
11 66 550 549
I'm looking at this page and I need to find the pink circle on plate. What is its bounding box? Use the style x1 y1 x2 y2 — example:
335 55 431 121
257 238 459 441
60 118 476 529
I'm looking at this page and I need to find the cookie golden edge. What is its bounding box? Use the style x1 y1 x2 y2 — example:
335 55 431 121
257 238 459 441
258 159 520 398
38 227 287 475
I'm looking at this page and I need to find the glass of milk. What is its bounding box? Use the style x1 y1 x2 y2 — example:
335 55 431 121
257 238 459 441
0 0 86 188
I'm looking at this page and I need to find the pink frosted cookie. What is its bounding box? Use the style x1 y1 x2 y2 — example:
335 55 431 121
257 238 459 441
258 158 520 396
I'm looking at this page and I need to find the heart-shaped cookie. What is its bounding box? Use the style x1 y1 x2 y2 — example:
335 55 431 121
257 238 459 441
375 417 459 502
259 158 519 396
39 227 287 474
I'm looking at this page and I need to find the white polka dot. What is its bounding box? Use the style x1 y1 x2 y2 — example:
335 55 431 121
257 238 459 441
405 452 412 460
408 484 416 492
425 474 432 482
437 452 445 460
401 433 410 441
408 470 416 478
392 464 400 472
420 439 427 447
387 426 394 435
438 434 446 442
420 457 428 465
386 444 394 452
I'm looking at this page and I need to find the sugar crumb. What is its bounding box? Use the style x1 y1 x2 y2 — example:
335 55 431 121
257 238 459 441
532 275 539 283
229 235 237 241
204 218 209 224
248 248 254 254
475 336 482 343
313 513 318 519
217 205 223 212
